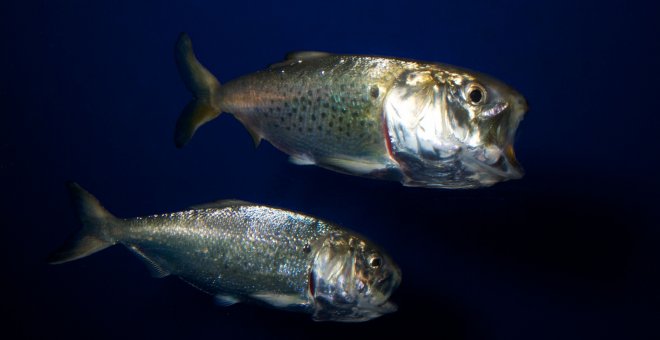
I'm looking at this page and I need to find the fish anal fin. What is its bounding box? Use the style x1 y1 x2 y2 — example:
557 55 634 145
245 126 262 148
190 199 256 210
127 246 171 278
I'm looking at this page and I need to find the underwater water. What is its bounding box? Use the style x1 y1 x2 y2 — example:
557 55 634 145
1 0 659 339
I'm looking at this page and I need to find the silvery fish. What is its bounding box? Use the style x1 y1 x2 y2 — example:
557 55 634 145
174 33 527 188
49 183 401 322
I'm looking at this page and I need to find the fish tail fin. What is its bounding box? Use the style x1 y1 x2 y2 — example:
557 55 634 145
174 32 223 148
48 182 119 264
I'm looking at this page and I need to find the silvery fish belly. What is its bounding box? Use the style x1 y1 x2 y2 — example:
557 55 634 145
174 33 528 188
49 183 401 322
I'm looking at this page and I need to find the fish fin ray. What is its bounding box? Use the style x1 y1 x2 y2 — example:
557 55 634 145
251 293 307 308
285 51 333 61
190 199 256 210
269 51 333 68
48 182 118 264
289 154 315 166
245 126 262 148
318 156 386 175
174 33 222 148
127 246 171 278
214 295 241 307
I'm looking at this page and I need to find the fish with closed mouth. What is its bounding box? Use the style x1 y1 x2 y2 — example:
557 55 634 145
49 183 401 322
174 33 527 188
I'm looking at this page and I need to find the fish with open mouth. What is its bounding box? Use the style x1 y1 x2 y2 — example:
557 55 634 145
49 183 401 322
174 33 528 188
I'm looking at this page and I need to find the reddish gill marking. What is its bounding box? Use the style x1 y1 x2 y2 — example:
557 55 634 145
382 114 394 159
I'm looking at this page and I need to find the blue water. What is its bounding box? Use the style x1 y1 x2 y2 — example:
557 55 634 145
2 0 659 339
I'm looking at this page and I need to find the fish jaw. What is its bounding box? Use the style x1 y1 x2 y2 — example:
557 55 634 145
382 67 527 188
309 233 400 322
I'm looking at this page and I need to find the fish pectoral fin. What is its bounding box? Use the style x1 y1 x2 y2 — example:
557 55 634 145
250 293 307 308
127 246 171 278
214 295 241 307
319 156 386 175
190 199 257 210
289 154 316 166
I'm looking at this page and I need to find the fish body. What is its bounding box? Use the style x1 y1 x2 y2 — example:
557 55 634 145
175 34 528 188
50 183 401 322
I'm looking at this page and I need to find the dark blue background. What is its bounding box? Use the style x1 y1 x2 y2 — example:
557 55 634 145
1 1 659 339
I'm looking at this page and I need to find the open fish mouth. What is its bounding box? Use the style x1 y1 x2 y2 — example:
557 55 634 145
472 95 527 182
485 145 524 180
467 141 524 178
312 296 398 322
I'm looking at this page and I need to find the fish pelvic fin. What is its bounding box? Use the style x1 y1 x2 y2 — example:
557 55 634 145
174 33 222 148
48 182 119 264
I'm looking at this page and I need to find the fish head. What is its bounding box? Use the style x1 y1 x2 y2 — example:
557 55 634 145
310 233 401 322
383 66 527 188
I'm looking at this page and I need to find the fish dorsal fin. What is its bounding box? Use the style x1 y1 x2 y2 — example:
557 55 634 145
285 51 332 61
190 199 256 210
269 51 333 69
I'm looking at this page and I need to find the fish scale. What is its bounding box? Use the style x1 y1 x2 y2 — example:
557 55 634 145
174 33 527 188
49 183 401 322
122 207 331 296
222 56 405 161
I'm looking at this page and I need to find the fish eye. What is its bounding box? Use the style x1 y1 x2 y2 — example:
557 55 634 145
467 84 486 105
369 256 382 268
